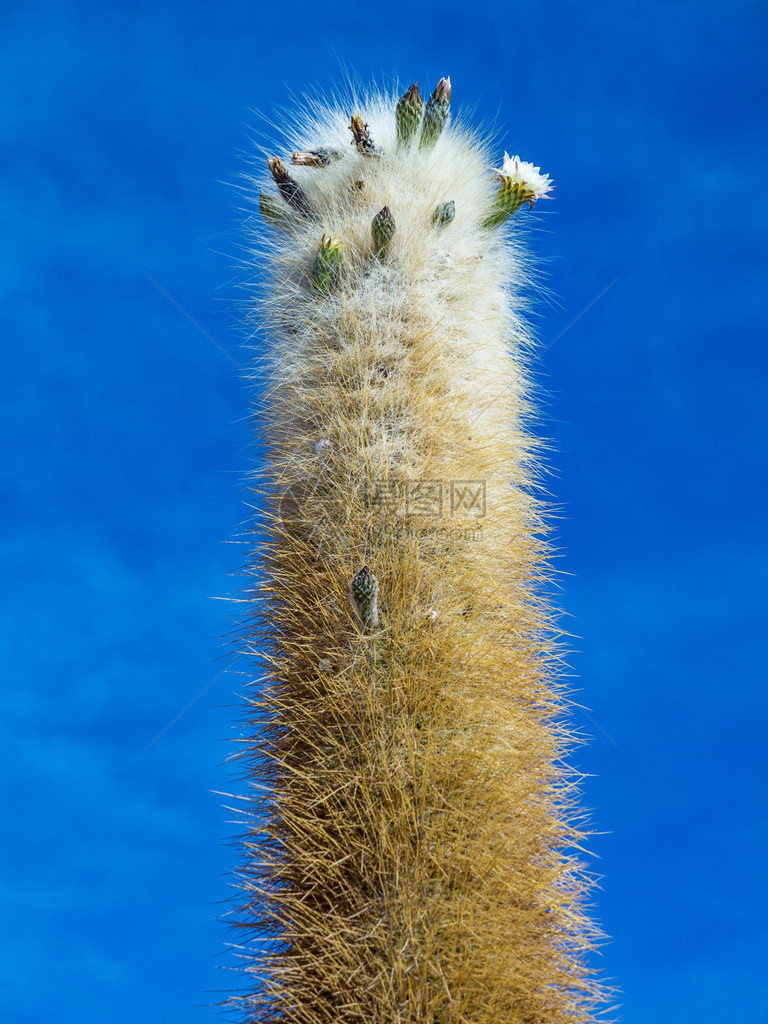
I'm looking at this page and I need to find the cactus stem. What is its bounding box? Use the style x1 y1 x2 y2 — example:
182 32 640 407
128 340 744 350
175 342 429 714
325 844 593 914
236 80 605 1024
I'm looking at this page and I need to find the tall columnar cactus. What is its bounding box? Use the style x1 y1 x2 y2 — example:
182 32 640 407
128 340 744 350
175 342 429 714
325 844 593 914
231 78 607 1024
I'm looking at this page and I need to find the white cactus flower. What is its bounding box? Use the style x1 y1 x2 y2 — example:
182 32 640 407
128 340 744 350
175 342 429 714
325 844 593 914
496 153 553 199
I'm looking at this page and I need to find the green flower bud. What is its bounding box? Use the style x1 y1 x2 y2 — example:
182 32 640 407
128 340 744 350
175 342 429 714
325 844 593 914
291 148 344 167
431 200 455 229
481 186 528 229
419 77 451 150
350 565 380 629
267 156 317 219
312 234 343 295
372 206 395 258
395 82 423 149
349 114 376 155
259 189 294 229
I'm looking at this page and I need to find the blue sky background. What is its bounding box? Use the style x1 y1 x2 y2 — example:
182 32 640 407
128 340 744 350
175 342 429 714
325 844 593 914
2 1 766 1021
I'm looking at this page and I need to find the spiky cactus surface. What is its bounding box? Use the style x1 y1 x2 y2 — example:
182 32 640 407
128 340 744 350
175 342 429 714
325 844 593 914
230 78 607 1024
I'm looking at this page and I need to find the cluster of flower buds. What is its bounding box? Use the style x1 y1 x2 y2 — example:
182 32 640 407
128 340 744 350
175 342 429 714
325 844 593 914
394 78 451 151
259 79 553 299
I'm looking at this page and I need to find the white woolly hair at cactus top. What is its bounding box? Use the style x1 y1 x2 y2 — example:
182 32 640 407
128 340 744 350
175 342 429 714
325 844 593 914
229 77 611 1024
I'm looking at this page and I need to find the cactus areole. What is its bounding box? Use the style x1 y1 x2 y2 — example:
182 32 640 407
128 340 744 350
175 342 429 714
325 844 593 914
229 77 608 1024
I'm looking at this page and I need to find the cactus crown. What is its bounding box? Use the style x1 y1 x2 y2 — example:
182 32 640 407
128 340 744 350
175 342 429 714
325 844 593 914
258 77 551 278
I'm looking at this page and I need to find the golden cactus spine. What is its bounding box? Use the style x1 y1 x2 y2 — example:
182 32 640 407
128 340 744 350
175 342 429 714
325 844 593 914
230 78 607 1024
